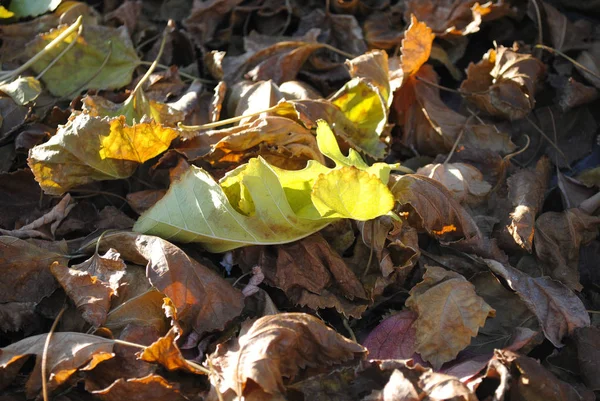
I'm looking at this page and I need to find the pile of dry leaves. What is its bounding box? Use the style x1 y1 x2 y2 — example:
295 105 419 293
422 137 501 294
1 0 599 400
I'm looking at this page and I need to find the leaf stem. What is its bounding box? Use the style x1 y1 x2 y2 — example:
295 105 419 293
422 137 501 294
42 305 67 401
535 44 600 81
137 61 214 83
178 104 281 131
35 24 83 80
132 22 173 96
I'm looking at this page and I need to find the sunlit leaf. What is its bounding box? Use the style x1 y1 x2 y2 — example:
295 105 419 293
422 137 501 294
0 76 41 105
9 0 61 19
134 121 396 252
24 24 140 97
28 113 178 195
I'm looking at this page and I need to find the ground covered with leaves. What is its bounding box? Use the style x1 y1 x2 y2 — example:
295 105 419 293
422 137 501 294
0 0 599 400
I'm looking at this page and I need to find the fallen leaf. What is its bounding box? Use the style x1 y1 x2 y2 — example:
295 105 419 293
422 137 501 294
208 313 366 398
134 121 395 252
0 169 45 230
574 327 600 391
460 45 546 120
24 24 141 97
104 289 170 337
138 327 204 374
84 231 244 335
0 76 41 105
8 0 61 19
0 332 114 397
90 374 188 401
28 113 178 195
576 43 600 89
183 0 244 50
416 162 492 205
531 1 592 52
363 9 405 50
484 259 590 347
507 156 551 252
419 370 477 401
362 310 419 360
495 349 594 401
406 265 495 368
534 208 600 291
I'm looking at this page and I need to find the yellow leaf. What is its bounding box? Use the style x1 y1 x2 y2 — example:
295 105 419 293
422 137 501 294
0 6 15 18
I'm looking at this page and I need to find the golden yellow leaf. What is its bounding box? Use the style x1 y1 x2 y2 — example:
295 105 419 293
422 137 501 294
401 15 435 78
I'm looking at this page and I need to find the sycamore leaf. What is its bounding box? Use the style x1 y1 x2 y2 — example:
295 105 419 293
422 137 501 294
406 265 495 369
208 313 366 398
24 24 140 97
28 113 178 195
0 76 41 105
134 121 395 252
0 332 114 398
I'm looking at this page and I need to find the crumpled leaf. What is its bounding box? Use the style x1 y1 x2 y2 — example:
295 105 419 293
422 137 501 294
238 233 369 318
484 259 590 347
138 327 204 374
0 76 41 105
0 332 114 397
389 174 506 261
418 371 477 401
416 162 492 205
362 310 419 360
83 231 244 335
495 349 594 401
104 289 170 337
24 24 140 97
534 208 600 291
507 156 551 252
406 265 495 368
134 120 395 252
28 113 178 195
208 313 366 398
460 45 546 120
90 374 188 401
404 0 511 36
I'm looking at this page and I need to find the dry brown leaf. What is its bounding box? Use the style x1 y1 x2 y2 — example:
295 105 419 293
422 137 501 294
460 45 546 120
574 327 600 391
50 262 114 327
367 369 420 401
416 162 492 205
484 259 590 347
364 9 405 50
0 237 66 305
495 349 594 401
534 208 600 291
507 156 551 252
239 234 369 318
208 313 366 398
405 0 511 36
0 169 45 230
406 265 495 368
126 190 167 215
419 370 477 401
87 231 244 335
104 290 170 338
0 332 114 398
576 43 600 89
90 374 188 401
138 327 204 374
362 310 419 360
531 1 592 52
182 0 244 50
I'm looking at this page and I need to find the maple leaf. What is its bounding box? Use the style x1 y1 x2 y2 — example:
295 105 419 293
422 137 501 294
406 265 495 369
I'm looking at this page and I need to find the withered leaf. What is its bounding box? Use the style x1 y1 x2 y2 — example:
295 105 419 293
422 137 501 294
362 310 419 360
0 236 66 304
104 289 170 337
86 232 244 335
574 327 600 390
406 265 495 368
419 370 477 401
460 45 546 120
484 259 590 347
138 327 204 374
507 156 551 252
182 0 244 50
50 262 114 327
535 208 600 291
416 162 492 205
0 332 114 398
208 313 366 398
91 374 187 401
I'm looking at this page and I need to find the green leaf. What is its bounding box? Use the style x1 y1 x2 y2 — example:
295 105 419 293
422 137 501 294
133 120 396 252
0 76 41 105
24 24 140 97
9 0 61 18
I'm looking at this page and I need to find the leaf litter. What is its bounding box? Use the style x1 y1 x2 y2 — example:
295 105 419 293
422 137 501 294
0 1 599 400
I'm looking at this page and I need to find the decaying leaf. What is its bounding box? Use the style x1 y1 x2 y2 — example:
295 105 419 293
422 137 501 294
83 231 244 335
362 310 419 360
460 45 546 120
138 327 204 374
90 374 188 401
416 162 492 205
134 121 396 252
24 24 140 97
507 156 551 252
28 113 178 195
208 313 366 398
0 332 114 397
406 265 495 368
484 259 590 347
534 208 600 291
